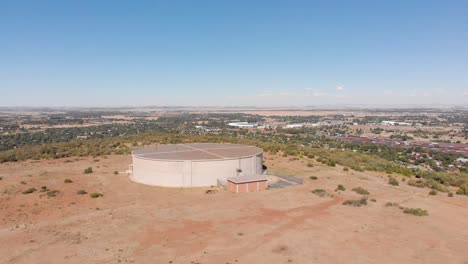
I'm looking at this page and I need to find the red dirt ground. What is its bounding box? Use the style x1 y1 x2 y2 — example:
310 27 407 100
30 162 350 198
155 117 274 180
1 154 468 264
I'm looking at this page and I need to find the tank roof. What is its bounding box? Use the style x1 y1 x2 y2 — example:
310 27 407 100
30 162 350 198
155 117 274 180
132 143 263 161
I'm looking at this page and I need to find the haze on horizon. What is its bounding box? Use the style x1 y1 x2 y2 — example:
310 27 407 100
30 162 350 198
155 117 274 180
1 1 467 107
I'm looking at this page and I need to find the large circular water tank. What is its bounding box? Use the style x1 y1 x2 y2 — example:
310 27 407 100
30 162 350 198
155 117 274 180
130 143 263 187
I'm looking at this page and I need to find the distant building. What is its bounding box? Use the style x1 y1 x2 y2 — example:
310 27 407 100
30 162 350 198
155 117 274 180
381 121 411 126
228 122 257 128
285 123 305 129
456 158 468 163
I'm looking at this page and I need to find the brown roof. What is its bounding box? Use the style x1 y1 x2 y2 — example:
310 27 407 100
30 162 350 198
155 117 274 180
132 143 263 161
227 175 268 184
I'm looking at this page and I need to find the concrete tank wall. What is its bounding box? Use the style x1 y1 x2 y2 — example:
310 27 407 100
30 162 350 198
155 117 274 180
130 153 263 187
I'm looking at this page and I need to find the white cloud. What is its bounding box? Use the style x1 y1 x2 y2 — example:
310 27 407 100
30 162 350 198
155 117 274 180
464 90 468 96
336 86 344 91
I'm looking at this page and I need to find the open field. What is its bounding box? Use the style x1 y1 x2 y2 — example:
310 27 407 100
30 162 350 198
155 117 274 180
1 154 468 263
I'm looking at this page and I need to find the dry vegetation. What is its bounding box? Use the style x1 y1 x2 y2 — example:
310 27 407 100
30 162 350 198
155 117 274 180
0 153 467 263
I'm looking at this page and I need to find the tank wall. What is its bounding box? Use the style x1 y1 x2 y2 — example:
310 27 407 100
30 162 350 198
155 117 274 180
256 153 264 173
131 153 263 187
190 159 238 187
131 156 185 187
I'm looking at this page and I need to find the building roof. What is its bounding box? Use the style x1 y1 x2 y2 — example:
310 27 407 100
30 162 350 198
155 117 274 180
132 143 263 161
227 175 268 184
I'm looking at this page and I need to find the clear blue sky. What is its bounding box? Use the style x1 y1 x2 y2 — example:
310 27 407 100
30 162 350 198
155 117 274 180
1 0 467 107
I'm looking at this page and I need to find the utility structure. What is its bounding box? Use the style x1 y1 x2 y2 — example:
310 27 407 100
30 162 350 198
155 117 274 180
130 143 264 188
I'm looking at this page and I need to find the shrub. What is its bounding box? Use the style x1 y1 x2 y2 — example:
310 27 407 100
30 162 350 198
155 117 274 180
311 189 328 197
426 179 449 193
455 183 468 195
0 177 2 180
385 202 399 207
370 198 377 202
307 162 314 167
343 167 349 171
402 207 428 216
309 176 318 180
335 184 346 191
90 192 103 198
77 190 87 195
388 177 399 186
20 181 27 185
114 171 119 175
408 179 425 188
22 188 37 194
429 190 437 195
408 177 450 193
64 179 73 183
84 167 93 174
47 190 59 197
352 187 370 195
342 197 368 207
40 186 49 192
448 192 454 197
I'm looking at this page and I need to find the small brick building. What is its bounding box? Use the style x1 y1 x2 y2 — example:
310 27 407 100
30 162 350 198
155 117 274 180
227 175 268 194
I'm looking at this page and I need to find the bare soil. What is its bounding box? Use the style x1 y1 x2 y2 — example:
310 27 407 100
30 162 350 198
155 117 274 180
1 154 468 264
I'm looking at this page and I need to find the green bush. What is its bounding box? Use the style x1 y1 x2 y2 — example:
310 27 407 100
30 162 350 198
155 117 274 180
22 188 37 194
343 167 349 171
311 189 328 197
455 183 468 195
47 190 59 197
84 167 93 174
40 186 49 192
407 179 425 188
90 192 103 198
352 187 370 195
309 176 318 180
64 179 73 183
77 190 87 195
428 190 437 195
307 162 314 167
335 184 346 191
342 197 368 207
385 202 399 207
426 179 449 193
402 207 428 216
388 177 399 186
